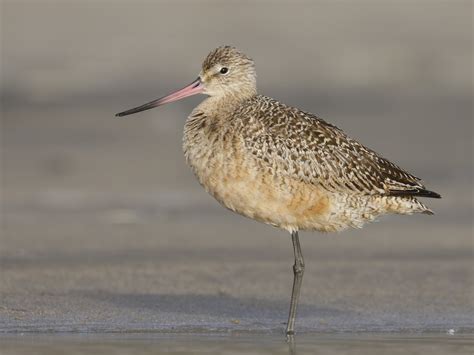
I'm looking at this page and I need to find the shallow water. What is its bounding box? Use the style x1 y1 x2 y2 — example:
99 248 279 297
1 333 473 355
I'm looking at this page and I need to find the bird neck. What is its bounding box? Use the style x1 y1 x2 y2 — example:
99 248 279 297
200 90 257 116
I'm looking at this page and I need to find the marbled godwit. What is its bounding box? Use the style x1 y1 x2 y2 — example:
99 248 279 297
116 46 441 335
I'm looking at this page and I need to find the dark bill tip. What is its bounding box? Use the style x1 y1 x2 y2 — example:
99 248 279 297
115 100 159 118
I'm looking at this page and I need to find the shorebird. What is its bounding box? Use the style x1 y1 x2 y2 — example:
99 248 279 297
116 46 440 335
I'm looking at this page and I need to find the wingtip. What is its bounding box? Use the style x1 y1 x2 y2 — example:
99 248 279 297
425 191 442 199
389 189 441 199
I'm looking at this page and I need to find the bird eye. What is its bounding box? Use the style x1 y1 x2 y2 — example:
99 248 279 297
220 67 229 74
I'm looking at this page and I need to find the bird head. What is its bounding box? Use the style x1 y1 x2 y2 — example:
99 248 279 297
116 46 256 117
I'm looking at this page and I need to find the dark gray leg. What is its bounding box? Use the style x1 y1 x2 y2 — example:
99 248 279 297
285 230 305 335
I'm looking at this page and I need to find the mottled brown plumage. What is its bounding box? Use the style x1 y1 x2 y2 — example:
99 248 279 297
116 45 440 336
182 47 439 234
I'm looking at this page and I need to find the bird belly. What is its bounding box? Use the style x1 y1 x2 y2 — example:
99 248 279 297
217 174 333 230
185 142 341 232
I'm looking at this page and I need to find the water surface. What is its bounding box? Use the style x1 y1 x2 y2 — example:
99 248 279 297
1 333 473 355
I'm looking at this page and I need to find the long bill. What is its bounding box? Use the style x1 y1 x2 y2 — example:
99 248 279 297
115 77 204 117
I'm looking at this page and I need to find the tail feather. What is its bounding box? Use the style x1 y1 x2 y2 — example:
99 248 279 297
385 196 435 215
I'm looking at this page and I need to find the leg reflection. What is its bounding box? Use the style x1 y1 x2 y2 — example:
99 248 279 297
286 333 297 355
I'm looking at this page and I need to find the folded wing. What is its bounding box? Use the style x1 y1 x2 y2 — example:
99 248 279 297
240 96 440 198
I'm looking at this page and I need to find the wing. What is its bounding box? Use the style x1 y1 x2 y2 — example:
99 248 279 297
239 96 440 198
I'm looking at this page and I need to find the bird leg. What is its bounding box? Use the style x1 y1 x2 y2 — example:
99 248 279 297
285 230 305 335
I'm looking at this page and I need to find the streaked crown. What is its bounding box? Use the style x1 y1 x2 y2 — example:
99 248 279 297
199 46 257 99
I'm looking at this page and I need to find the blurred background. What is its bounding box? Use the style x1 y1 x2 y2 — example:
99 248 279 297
1 1 472 332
